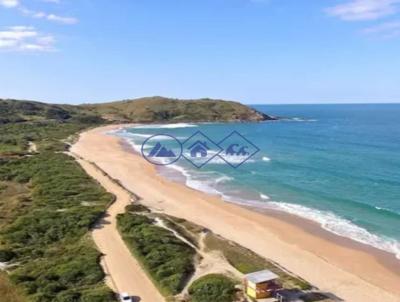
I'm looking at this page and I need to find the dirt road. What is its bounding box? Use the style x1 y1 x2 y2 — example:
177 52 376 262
72 155 164 302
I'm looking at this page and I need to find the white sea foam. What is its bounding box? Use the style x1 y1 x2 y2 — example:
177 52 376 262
209 156 256 165
133 123 198 129
166 164 400 259
215 175 234 183
115 133 400 260
267 202 400 259
126 139 142 152
117 131 186 140
167 164 222 196
262 156 271 162
281 117 318 122
126 133 151 138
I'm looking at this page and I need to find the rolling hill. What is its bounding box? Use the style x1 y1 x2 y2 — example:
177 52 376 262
0 97 274 124
81 97 275 123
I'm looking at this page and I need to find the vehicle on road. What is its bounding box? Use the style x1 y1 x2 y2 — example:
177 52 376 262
120 292 133 302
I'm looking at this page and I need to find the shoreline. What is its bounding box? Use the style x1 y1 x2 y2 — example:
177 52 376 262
120 133 400 269
72 124 400 302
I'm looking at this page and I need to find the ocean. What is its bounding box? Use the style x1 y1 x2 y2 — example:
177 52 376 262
114 103 400 259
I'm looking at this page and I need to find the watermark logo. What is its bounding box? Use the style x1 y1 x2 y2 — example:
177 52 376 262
141 131 259 168
141 134 182 166
217 131 260 168
182 131 222 168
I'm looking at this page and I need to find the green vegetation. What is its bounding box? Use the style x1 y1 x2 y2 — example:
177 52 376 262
204 233 312 290
188 274 236 302
117 212 196 297
0 249 16 262
0 273 25 302
0 97 277 301
0 99 73 124
159 215 205 248
81 96 274 123
125 203 151 213
0 122 95 154
1 97 273 129
0 99 118 301
0 152 116 301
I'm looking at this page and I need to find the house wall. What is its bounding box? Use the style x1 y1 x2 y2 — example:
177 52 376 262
245 280 273 299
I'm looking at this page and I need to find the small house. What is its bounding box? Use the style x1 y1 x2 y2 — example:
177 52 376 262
244 269 280 299
188 141 209 158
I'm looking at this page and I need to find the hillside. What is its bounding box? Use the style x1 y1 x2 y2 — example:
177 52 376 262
0 99 101 124
81 97 275 123
0 97 274 125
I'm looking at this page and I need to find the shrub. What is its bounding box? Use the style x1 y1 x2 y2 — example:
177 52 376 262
117 213 196 296
125 203 150 213
0 153 115 301
0 249 16 262
188 274 235 302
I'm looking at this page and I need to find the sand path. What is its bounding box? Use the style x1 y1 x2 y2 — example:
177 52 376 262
154 218 243 293
70 154 164 302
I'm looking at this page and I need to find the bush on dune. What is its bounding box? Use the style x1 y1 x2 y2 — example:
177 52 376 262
117 213 196 296
0 153 115 301
188 274 236 302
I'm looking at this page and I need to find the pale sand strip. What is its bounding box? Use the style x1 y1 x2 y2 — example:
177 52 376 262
71 154 164 302
71 125 400 302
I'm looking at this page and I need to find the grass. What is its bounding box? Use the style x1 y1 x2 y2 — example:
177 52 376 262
117 212 196 297
0 181 31 230
0 152 116 301
188 274 236 302
82 96 272 123
0 273 26 302
1 98 272 131
204 233 312 290
159 215 205 248
0 97 274 301
0 121 100 155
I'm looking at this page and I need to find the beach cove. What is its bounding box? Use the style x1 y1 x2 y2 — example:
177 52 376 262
71 125 400 302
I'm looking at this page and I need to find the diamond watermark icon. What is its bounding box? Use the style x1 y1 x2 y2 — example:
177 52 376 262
181 131 222 168
140 130 259 168
217 131 260 168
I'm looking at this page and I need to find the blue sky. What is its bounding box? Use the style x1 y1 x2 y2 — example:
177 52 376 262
1 0 400 104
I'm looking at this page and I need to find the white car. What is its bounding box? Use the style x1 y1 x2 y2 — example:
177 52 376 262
119 292 133 302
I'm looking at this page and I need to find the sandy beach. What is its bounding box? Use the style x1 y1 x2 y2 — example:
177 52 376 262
71 125 400 302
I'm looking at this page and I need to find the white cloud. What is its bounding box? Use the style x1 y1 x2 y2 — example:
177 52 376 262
363 20 400 37
326 0 400 21
0 0 19 8
1 0 78 24
19 7 78 24
47 14 77 24
0 26 55 52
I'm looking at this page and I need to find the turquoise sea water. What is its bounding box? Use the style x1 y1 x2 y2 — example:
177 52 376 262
114 104 400 258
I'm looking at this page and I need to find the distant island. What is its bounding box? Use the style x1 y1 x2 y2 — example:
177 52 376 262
0 96 276 125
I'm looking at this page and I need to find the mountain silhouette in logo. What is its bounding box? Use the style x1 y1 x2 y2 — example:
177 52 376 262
148 142 176 157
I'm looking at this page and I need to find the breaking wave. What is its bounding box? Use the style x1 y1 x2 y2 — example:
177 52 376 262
133 123 198 129
267 202 400 259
